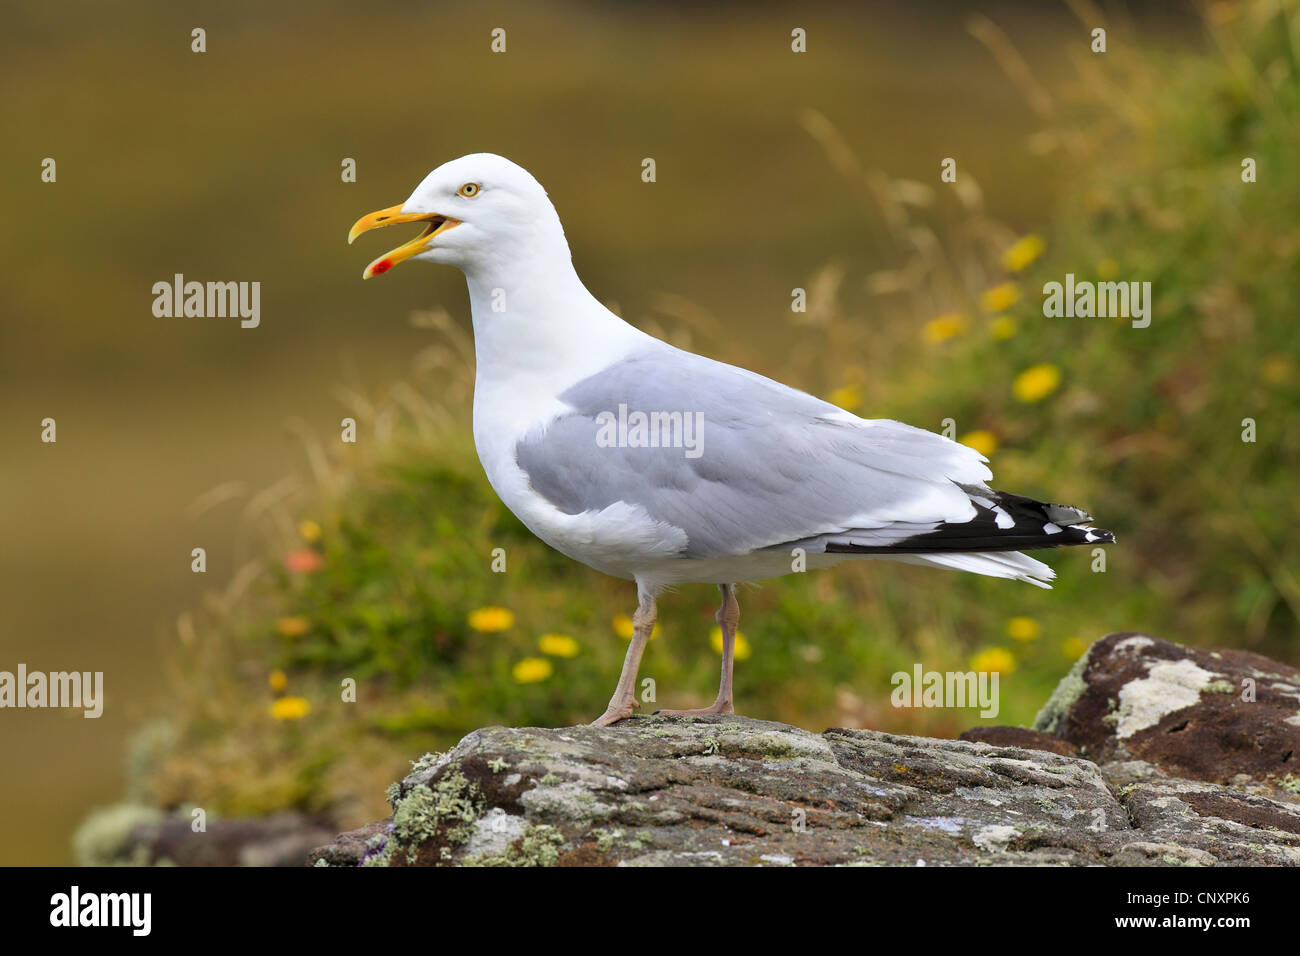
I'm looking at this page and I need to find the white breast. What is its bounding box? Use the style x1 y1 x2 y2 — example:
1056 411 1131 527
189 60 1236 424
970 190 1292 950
466 291 681 578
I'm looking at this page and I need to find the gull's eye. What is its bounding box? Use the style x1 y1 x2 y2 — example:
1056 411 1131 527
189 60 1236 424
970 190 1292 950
458 182 480 198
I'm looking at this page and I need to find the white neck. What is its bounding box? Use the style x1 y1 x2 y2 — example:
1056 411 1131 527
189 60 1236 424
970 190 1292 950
462 252 650 406
455 223 661 525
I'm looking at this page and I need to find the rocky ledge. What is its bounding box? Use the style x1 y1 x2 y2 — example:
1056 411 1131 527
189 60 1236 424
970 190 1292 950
311 633 1300 867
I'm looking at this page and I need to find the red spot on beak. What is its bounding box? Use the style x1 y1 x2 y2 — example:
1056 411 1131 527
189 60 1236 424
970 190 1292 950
372 259 391 275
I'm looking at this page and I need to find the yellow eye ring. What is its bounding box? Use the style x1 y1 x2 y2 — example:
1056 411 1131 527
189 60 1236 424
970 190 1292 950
458 182 480 198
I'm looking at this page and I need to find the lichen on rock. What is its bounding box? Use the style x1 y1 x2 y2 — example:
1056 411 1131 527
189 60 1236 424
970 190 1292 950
365 769 484 866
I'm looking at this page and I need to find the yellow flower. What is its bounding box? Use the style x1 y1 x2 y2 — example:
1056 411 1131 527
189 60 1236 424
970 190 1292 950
959 430 998 457
269 696 310 720
1006 616 1040 642
1013 363 1061 403
970 647 1016 674
1096 257 1119 280
980 283 1020 313
468 606 514 633
709 626 752 661
298 519 322 542
538 633 580 658
612 614 659 640
1062 636 1089 660
268 669 288 692
1001 234 1045 272
989 316 1017 340
512 657 553 684
922 312 968 344
276 616 310 638
827 384 863 411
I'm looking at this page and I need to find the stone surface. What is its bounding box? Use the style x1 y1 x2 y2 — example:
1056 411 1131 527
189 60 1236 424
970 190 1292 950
311 694 1300 867
1033 632 1300 790
139 813 337 867
75 805 336 866
957 725 1080 757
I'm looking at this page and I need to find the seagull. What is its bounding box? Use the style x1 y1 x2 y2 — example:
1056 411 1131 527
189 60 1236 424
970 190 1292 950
349 153 1114 727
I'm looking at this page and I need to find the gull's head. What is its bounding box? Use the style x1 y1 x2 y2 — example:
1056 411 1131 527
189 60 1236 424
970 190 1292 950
348 153 566 280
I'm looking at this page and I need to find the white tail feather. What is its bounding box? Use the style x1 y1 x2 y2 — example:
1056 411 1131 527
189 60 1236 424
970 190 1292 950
885 550 1055 589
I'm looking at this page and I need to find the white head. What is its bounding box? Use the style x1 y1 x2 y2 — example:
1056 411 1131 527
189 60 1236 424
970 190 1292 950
348 153 572 281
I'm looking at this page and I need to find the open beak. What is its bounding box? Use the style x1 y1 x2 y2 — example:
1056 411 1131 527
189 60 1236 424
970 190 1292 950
348 203 461 279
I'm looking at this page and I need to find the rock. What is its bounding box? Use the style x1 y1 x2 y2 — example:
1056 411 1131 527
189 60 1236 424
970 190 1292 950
1101 760 1300 866
957 725 1080 757
1033 632 1300 790
311 704 1300 867
74 805 335 867
310 820 391 868
138 814 338 867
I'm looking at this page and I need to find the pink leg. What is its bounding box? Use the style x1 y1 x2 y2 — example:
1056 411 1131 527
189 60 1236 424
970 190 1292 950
657 584 739 717
592 591 657 726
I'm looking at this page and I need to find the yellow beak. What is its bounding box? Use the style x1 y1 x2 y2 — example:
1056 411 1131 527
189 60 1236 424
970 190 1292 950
347 203 461 279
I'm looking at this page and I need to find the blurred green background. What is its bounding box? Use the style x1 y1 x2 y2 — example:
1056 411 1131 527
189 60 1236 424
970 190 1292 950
3 0 1297 864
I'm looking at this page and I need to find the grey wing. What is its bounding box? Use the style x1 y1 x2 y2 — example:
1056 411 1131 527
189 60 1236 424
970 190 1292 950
513 345 997 559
